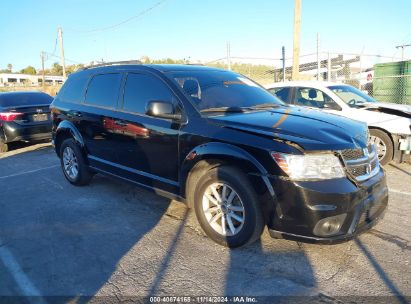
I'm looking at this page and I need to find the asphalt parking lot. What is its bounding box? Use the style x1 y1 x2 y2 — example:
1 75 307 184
0 144 410 303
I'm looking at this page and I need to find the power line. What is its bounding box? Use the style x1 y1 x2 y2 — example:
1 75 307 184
65 0 168 34
50 36 58 56
45 52 81 64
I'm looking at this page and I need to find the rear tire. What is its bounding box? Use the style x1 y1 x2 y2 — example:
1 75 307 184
193 166 264 248
369 129 393 166
60 138 93 186
0 140 8 153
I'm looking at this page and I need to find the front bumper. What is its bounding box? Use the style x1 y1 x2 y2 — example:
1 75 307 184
266 168 388 244
1 121 52 143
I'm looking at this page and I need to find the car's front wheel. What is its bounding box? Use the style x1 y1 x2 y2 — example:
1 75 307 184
369 129 393 166
193 166 264 248
60 138 93 186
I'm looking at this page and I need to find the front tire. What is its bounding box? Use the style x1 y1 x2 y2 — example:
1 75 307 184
369 129 393 166
60 138 93 186
193 166 264 248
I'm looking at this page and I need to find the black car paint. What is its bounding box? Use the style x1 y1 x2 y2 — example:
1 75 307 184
50 64 388 243
0 92 53 145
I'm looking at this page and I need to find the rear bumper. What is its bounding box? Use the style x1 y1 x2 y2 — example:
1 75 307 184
0 121 52 143
266 168 388 244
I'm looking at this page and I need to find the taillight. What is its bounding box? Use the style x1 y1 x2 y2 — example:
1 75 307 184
0 112 23 122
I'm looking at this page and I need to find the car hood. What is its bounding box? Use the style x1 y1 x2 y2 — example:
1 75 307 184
363 102 411 118
209 106 368 151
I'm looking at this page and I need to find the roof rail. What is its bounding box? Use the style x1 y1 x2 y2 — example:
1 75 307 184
81 60 142 70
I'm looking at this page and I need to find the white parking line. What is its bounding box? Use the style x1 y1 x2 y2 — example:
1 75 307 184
0 241 46 303
389 189 411 197
0 165 59 180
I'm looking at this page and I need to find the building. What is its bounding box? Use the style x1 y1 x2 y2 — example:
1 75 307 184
0 73 64 86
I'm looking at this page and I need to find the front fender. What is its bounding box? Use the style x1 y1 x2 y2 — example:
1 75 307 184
180 142 275 198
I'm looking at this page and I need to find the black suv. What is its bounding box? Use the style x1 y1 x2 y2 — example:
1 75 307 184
50 63 388 248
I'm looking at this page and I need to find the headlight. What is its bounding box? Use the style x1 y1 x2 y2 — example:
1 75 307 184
271 152 345 180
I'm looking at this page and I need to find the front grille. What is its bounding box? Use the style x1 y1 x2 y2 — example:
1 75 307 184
348 165 367 177
341 148 364 160
340 145 379 181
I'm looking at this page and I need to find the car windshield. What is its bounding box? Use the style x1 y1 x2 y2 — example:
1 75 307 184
328 85 376 107
165 70 284 113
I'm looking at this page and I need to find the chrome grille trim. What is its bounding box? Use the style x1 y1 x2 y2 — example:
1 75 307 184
340 145 380 182
344 149 377 166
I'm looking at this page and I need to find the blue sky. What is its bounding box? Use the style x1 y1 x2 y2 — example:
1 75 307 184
1 0 410 71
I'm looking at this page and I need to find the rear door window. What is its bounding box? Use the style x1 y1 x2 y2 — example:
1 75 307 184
268 87 291 103
85 73 122 108
122 73 175 114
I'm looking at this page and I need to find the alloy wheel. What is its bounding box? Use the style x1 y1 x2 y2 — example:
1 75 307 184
63 146 79 180
369 135 387 161
202 182 245 236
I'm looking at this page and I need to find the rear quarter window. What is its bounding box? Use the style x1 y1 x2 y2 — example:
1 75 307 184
85 73 123 108
58 73 89 103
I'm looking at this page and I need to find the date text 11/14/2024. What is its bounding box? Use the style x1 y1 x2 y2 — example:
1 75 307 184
149 296 257 303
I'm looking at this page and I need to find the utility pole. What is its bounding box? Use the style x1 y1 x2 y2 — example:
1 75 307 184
316 33 320 80
282 46 286 82
226 42 232 71
292 0 302 80
327 52 331 81
396 44 411 61
40 52 46 89
57 27 67 78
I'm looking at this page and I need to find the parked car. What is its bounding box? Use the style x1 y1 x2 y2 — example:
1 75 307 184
50 63 388 248
0 91 53 152
265 81 411 165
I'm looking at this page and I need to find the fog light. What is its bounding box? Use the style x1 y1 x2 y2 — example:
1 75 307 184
313 214 347 237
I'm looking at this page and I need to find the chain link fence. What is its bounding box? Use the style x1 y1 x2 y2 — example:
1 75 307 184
205 52 411 105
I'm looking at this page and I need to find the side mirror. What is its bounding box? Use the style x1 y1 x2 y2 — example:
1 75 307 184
146 100 181 120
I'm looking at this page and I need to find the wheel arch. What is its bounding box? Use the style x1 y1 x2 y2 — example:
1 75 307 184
180 142 276 208
54 120 85 157
368 126 395 160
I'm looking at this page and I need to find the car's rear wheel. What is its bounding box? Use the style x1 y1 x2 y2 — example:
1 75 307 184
0 140 8 153
369 129 393 166
193 166 264 248
60 138 93 186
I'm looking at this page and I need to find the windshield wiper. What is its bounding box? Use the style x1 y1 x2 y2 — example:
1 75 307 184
200 103 281 113
247 103 281 109
200 107 245 113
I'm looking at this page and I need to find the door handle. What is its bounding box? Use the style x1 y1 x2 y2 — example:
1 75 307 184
114 120 127 127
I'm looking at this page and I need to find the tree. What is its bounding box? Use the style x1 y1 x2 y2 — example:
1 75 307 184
20 66 37 75
7 63 12 72
140 56 151 64
66 64 84 75
51 62 63 76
